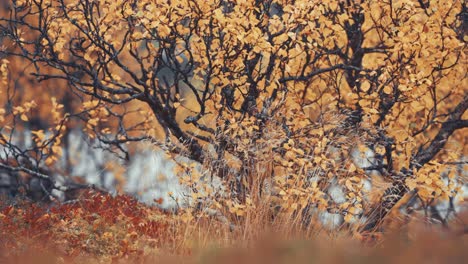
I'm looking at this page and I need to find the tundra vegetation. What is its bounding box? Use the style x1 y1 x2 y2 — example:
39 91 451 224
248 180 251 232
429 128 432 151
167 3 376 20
0 0 467 262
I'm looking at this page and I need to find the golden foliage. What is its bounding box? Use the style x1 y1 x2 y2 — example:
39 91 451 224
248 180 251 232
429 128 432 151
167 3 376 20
0 0 466 238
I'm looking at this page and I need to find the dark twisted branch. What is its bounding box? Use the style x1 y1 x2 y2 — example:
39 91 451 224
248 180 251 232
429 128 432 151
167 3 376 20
366 94 468 231
412 94 468 169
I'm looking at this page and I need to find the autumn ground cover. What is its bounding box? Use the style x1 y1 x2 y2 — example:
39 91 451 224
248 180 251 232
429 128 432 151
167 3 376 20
0 191 467 263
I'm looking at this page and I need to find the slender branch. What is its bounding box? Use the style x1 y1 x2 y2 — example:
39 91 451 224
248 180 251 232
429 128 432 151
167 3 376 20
412 94 468 168
0 162 50 180
279 64 366 83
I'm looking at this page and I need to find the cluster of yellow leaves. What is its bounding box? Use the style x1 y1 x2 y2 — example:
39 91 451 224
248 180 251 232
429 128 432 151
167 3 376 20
407 158 463 203
0 58 8 87
381 2 465 144
27 98 68 165
224 116 261 153
29 128 63 166
50 97 66 124
275 180 327 215
82 100 109 138
0 58 8 122
12 100 37 122
341 175 367 223
0 108 4 123
227 199 251 217
46 97 68 166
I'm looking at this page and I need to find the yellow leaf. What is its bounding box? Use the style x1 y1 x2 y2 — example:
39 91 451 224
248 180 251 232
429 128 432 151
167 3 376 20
383 86 392 94
425 178 432 185
285 150 295 161
361 81 371 92
344 213 353 223
20 114 28 121
13 106 24 114
32 130 46 141
45 157 55 166
358 99 371 108
350 176 361 183
52 145 62 156
295 148 305 156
